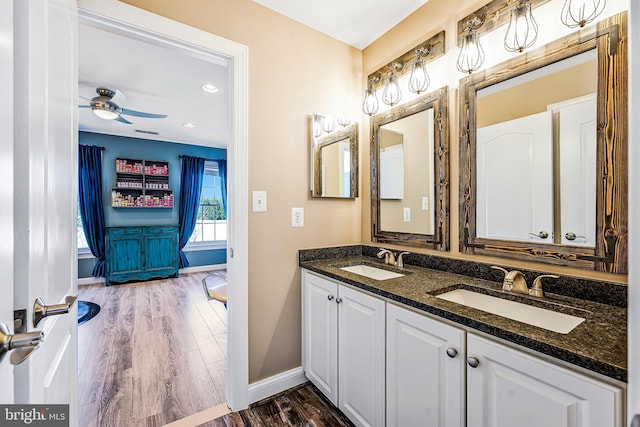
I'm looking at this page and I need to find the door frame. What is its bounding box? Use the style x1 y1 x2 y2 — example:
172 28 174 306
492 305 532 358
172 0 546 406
77 0 250 410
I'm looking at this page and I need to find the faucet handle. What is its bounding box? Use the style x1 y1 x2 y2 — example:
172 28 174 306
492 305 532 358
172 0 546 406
529 274 559 298
491 266 514 291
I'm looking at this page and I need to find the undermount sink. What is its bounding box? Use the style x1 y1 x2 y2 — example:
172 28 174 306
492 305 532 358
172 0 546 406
435 288 585 334
340 264 405 281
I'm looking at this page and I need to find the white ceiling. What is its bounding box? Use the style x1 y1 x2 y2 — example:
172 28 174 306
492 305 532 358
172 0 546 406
251 0 430 49
78 24 230 148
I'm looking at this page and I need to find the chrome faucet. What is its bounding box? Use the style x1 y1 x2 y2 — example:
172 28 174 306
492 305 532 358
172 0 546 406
529 274 559 298
377 249 396 265
491 266 528 293
396 252 410 269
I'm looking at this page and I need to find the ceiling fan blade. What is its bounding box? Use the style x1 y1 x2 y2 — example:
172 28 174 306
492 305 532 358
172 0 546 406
121 108 168 119
79 95 92 101
115 116 133 125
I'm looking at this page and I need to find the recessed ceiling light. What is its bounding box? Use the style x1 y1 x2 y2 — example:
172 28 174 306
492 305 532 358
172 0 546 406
183 122 196 128
201 83 219 93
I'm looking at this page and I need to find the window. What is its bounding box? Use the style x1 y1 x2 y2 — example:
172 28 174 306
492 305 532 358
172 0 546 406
77 201 90 254
188 160 227 245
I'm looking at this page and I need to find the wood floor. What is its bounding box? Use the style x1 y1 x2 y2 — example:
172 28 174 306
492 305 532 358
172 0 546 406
77 272 228 427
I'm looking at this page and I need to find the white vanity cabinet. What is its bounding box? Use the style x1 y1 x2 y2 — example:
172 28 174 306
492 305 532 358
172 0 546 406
302 270 385 427
386 303 466 427
466 333 624 427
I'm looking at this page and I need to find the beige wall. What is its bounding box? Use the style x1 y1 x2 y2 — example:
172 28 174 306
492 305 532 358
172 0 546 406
123 0 363 382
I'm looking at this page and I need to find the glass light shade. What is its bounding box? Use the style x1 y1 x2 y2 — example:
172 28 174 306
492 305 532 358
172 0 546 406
362 87 379 116
337 117 351 127
312 116 323 138
408 58 430 94
92 107 119 120
561 0 605 28
504 1 538 53
457 31 485 74
321 115 336 133
382 74 402 106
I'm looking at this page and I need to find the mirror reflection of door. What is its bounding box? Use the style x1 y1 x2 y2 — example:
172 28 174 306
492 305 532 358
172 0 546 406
320 138 351 197
379 108 435 235
475 49 597 246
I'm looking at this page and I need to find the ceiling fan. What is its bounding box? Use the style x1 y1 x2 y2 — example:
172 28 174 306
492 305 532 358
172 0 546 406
79 87 168 124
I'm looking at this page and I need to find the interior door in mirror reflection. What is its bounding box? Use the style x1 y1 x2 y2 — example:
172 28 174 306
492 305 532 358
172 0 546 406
320 138 351 197
477 110 553 242
379 129 404 199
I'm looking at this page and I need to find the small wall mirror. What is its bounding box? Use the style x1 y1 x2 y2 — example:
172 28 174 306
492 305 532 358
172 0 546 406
371 87 449 250
310 115 358 198
459 13 627 273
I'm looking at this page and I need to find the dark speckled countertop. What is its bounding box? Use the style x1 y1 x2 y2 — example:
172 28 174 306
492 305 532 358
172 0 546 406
300 252 627 383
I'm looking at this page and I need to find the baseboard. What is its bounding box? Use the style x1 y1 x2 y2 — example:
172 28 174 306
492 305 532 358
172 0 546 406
78 277 106 286
180 264 227 274
248 367 307 404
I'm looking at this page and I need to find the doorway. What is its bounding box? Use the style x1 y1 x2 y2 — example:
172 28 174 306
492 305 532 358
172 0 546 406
78 0 250 412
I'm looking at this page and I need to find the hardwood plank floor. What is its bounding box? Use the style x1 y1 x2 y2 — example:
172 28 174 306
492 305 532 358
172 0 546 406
78 272 228 427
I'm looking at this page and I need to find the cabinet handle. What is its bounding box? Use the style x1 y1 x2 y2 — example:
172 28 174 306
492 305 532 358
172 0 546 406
467 357 480 368
335 297 343 304
446 347 458 358
327 295 334 301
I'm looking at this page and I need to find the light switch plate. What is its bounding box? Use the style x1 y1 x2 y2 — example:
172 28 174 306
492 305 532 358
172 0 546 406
292 207 304 227
252 191 267 212
403 207 411 222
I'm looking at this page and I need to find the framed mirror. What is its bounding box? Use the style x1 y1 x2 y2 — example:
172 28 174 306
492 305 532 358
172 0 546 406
371 87 449 250
311 119 358 198
459 12 627 273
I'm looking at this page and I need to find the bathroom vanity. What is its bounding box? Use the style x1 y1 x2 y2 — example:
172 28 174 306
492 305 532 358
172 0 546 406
299 246 626 427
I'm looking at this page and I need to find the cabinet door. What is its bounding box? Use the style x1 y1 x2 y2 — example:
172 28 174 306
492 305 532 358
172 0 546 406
302 271 339 405
467 334 624 427
107 235 144 276
386 304 465 427
145 232 178 271
338 285 385 427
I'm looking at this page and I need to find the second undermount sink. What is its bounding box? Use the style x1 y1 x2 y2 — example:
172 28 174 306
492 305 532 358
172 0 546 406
340 264 405 281
435 288 585 334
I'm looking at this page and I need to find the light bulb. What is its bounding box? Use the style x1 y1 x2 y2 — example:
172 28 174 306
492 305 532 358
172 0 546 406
457 30 485 74
504 1 538 53
561 0 605 28
382 74 402 107
362 86 379 116
408 58 430 94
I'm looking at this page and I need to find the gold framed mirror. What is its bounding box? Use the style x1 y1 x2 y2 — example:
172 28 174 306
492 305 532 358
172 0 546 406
371 87 449 250
459 12 627 273
311 121 358 198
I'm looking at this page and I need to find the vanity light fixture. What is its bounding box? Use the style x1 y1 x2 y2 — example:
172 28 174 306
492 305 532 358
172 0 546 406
408 46 431 94
561 0 605 28
362 75 381 116
313 113 348 137
382 62 403 107
504 0 539 53
456 18 485 74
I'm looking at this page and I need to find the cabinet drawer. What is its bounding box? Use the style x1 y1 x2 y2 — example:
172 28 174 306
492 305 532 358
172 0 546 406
107 227 143 237
145 226 178 236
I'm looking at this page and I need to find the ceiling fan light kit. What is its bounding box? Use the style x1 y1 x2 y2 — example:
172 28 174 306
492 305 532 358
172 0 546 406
80 87 168 125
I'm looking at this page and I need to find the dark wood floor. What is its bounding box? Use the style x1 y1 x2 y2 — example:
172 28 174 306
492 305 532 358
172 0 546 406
77 272 228 427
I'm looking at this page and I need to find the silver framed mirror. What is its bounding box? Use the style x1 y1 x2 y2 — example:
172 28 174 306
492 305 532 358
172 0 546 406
459 12 627 273
371 87 449 250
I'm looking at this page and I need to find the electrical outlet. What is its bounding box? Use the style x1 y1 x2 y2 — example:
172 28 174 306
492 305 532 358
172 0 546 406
422 196 429 211
292 207 304 227
252 191 267 212
403 207 411 222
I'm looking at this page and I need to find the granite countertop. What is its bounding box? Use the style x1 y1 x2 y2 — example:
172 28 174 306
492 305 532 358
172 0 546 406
300 255 627 383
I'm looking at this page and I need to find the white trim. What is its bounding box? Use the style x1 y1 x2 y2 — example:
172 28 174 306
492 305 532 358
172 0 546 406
247 367 307 404
77 249 94 259
77 0 250 410
78 276 105 286
183 241 227 251
180 264 227 274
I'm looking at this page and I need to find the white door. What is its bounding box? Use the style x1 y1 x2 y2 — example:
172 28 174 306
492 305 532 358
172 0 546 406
467 334 624 427
301 270 339 405
477 111 554 242
338 285 385 427
1 0 79 423
386 304 465 427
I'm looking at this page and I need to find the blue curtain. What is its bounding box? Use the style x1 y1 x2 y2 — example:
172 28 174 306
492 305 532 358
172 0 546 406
78 145 106 277
178 155 205 268
218 159 227 217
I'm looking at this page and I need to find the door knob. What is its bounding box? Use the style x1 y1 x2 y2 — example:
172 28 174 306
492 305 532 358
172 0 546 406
33 295 78 328
0 323 44 365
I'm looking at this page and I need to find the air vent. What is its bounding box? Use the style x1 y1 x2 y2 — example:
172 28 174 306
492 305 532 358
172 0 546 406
134 129 159 135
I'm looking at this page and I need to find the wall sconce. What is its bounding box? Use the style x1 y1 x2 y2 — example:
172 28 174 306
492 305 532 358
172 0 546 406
561 0 605 28
363 30 445 115
362 76 380 116
408 47 431 94
504 0 539 53
382 62 404 106
456 18 485 74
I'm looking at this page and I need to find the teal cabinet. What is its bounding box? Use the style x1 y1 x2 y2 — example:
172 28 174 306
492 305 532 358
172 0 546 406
106 226 179 285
